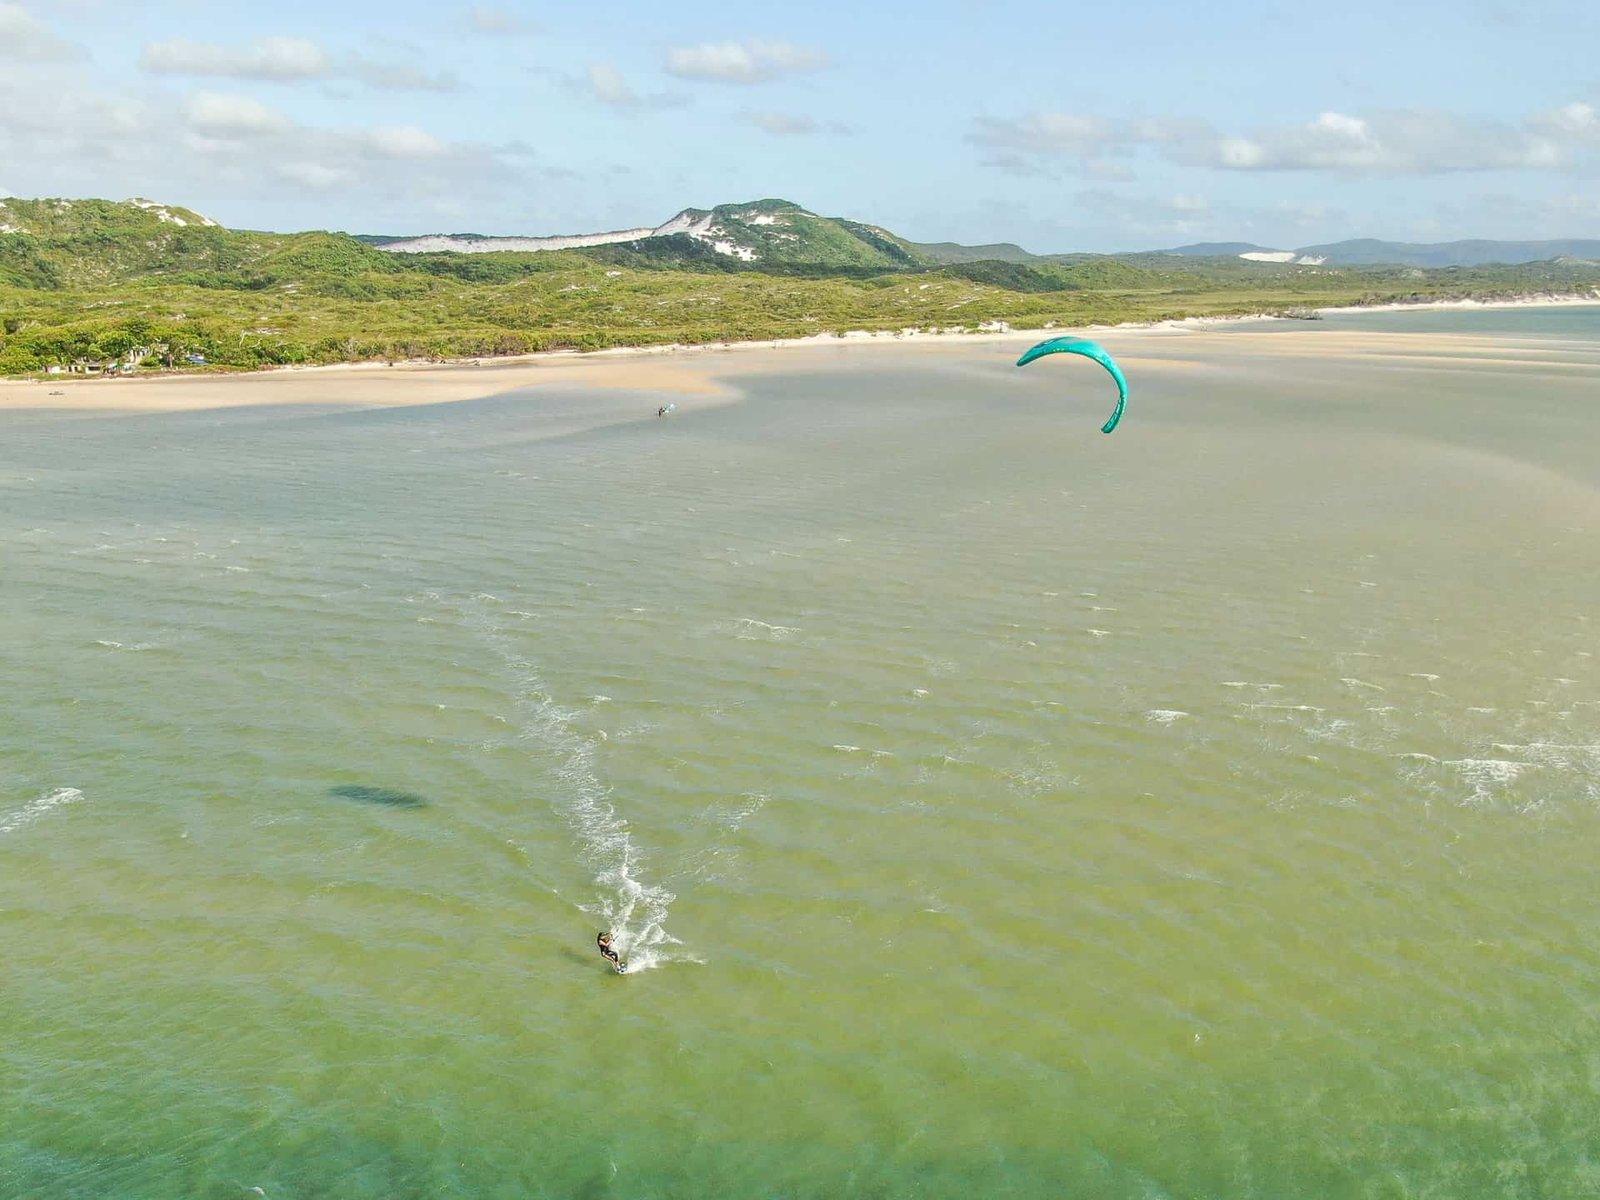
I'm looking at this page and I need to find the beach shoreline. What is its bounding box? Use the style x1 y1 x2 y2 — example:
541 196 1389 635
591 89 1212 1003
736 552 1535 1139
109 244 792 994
3 290 1595 415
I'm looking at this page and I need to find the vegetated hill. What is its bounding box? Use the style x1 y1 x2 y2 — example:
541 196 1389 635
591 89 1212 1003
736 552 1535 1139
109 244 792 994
1291 238 1600 267
0 195 411 291
373 199 931 273
635 200 924 271
926 256 1173 292
908 240 1039 265
0 196 246 287
0 195 220 238
0 194 935 288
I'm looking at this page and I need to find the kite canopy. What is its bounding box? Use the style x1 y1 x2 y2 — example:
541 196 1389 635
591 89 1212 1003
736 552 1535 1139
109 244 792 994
1015 336 1128 434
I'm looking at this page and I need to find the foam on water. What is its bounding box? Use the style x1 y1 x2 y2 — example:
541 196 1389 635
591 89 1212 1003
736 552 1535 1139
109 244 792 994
729 617 801 641
0 787 84 836
721 792 767 828
1493 741 1600 801
1444 758 1541 809
1144 709 1190 724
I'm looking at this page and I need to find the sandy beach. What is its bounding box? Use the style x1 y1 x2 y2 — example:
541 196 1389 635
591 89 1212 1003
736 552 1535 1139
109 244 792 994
2 294 1595 416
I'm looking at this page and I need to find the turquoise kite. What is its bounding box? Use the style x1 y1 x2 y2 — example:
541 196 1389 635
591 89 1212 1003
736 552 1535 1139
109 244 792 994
1015 337 1128 434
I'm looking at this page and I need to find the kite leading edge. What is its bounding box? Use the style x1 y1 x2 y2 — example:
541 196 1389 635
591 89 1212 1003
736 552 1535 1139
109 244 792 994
1015 337 1128 434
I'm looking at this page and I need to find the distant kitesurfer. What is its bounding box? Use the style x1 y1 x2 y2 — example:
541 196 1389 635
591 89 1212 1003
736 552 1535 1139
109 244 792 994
597 931 625 973
657 405 667 417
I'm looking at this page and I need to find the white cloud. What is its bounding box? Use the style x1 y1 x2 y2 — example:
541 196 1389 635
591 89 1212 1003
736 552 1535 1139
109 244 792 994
1546 192 1600 218
1537 102 1598 138
1059 189 1360 249
1082 159 1136 182
468 6 523 34
665 38 828 84
142 35 331 80
969 112 1123 178
0 79 155 151
1200 109 1564 173
1126 116 1211 146
185 91 292 136
1216 137 1264 168
972 103 1600 177
586 63 637 107
366 125 450 159
0 2 80 60
970 111 1116 158
572 63 686 111
746 110 851 137
1429 189 1600 237
277 161 352 189
140 35 457 92
1073 188 1221 240
969 111 1128 180
347 54 458 92
981 152 1063 180
0 64 519 228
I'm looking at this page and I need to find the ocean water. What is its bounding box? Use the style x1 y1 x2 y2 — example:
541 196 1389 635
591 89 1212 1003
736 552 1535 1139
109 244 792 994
3 308 1599 1198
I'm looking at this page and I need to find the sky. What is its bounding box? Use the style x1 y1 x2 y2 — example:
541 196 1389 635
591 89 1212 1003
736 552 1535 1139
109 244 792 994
2 0 1598 252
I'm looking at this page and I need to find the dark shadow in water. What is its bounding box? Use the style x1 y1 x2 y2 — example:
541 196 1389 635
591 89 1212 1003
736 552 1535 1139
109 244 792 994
328 784 427 809
557 946 610 973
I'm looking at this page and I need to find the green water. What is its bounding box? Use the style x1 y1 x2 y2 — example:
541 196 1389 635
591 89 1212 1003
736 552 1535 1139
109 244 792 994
3 309 1599 1198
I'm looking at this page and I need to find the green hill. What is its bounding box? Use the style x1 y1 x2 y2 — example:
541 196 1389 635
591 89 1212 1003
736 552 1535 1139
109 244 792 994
365 198 930 273
580 199 928 273
909 240 1038 265
0 196 409 291
0 196 219 239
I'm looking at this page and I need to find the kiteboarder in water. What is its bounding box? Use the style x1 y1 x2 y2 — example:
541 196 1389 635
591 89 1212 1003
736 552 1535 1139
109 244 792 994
597 931 625 973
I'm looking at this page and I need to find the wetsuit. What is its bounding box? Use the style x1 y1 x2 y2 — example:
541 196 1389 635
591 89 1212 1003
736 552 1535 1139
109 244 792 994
597 933 622 968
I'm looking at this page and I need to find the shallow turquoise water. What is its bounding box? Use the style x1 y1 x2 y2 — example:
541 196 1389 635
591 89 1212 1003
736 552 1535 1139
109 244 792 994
3 309 1599 1198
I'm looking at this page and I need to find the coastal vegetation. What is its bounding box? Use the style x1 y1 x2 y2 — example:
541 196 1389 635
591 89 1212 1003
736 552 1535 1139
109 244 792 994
2 196 1597 376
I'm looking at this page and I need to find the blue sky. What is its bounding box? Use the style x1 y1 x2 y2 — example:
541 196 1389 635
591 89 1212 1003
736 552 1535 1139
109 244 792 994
2 0 1597 250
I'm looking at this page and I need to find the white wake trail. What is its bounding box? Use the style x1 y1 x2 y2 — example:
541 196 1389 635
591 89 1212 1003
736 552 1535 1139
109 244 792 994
466 604 683 972
0 788 85 836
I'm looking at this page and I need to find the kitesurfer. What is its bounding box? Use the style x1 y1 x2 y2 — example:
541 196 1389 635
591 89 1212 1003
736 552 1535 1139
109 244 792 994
597 931 625 973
